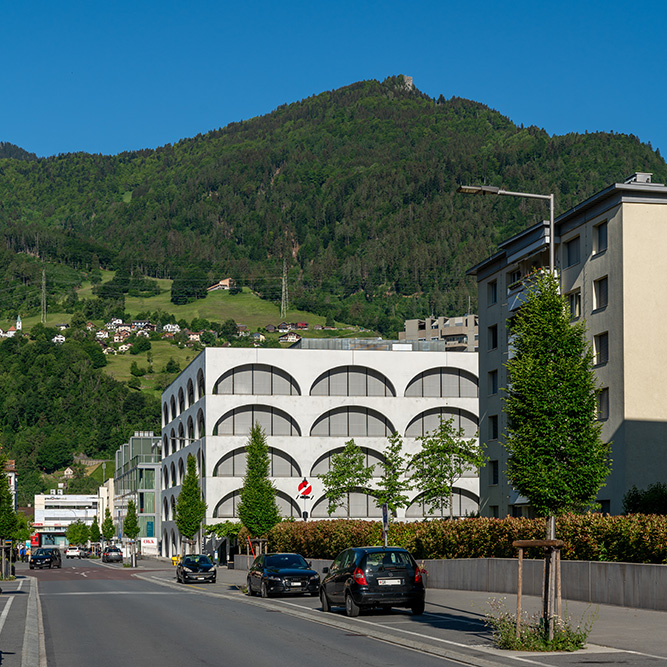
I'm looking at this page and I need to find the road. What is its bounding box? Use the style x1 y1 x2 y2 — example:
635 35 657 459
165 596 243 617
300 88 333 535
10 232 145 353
28 558 467 667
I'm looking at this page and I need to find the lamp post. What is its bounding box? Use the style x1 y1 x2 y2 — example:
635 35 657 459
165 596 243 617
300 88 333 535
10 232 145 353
456 185 555 273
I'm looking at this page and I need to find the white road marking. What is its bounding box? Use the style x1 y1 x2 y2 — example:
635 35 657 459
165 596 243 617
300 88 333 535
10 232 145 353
0 596 14 636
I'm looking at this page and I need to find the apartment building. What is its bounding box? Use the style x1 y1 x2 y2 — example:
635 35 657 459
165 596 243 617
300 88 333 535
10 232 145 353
468 172 667 517
399 315 478 352
160 340 479 557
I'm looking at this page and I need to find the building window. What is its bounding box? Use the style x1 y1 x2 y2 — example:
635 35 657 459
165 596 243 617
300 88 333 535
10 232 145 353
594 332 609 366
567 291 581 319
490 505 499 518
488 280 498 305
489 415 499 440
488 325 498 350
594 276 608 311
597 387 609 420
594 221 608 254
488 370 498 395
508 269 521 287
490 460 499 485
565 236 580 268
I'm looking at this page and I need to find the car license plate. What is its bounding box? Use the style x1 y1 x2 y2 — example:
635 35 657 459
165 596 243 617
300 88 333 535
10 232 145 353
378 579 402 586
289 581 302 586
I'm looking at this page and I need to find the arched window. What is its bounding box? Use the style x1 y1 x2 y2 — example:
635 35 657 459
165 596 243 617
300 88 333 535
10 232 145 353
178 458 185 484
214 447 301 477
197 409 205 438
405 368 478 398
213 490 241 518
187 379 195 407
170 395 177 421
213 406 301 436
187 417 194 441
163 466 169 488
162 497 169 521
310 366 395 397
178 423 185 449
310 407 394 437
197 369 205 399
405 489 479 518
405 408 478 438
178 388 185 414
170 429 177 455
163 403 169 426
162 436 168 459
213 364 301 396
311 447 383 477
311 489 382 518
170 462 176 487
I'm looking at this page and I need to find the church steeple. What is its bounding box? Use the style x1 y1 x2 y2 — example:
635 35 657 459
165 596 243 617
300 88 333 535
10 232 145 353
16 315 21 331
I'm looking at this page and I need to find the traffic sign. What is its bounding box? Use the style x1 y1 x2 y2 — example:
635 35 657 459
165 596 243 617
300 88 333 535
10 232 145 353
297 478 312 498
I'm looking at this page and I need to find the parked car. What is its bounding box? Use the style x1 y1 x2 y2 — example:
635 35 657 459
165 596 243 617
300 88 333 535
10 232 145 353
65 546 81 559
29 547 62 569
101 546 123 563
80 548 91 558
247 552 320 598
320 546 425 617
176 554 217 584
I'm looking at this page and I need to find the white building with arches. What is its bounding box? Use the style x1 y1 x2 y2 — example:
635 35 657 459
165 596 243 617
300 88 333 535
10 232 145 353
160 340 479 557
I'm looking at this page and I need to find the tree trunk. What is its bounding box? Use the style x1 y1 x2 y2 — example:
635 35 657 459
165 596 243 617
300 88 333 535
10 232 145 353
544 516 556 642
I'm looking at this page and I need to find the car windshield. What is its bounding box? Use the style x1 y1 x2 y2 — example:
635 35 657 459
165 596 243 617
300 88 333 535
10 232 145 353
265 554 309 569
183 556 212 566
107 548 120 552
34 549 49 556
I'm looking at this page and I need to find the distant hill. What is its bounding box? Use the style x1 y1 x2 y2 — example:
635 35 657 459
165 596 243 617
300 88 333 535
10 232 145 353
1 75 666 335
0 141 38 161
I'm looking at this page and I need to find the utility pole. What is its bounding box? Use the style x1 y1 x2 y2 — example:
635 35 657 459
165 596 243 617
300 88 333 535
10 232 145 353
41 264 47 324
280 259 289 319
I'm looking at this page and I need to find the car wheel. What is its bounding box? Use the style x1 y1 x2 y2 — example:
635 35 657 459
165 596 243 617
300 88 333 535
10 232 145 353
246 577 254 596
411 600 425 616
29 565 33 570
211 577 216 584
320 589 331 613
261 581 269 598
345 592 360 618
48 562 52 569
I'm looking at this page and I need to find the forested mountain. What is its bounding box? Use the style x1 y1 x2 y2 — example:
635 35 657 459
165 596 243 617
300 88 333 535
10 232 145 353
1 75 666 334
0 142 37 161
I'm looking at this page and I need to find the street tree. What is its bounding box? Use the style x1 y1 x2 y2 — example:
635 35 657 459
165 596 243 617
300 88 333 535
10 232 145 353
374 432 411 517
123 499 140 566
66 520 89 546
89 516 101 544
0 459 18 579
410 418 486 518
175 454 207 553
503 272 611 517
237 424 280 537
319 439 374 516
101 507 115 544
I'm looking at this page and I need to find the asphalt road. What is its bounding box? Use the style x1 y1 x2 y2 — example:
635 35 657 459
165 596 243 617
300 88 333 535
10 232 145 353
31 558 468 667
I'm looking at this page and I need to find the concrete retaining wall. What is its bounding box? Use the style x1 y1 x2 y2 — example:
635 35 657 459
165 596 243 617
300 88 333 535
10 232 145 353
234 554 667 611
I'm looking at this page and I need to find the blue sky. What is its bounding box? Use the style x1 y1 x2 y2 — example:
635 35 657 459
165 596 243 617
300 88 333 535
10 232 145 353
3 0 667 159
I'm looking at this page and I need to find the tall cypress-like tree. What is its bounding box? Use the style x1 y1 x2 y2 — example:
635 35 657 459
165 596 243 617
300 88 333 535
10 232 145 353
89 516 101 544
503 273 611 516
123 500 140 540
237 424 280 537
175 454 207 552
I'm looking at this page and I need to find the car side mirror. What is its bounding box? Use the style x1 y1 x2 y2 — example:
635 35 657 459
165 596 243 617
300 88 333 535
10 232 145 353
308 561 312 568
322 567 329 574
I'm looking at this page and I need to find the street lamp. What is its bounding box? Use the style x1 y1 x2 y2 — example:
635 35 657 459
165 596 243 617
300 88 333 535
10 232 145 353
457 185 555 273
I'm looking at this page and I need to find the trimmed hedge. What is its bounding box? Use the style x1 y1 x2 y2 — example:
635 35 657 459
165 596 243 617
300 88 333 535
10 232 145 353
268 514 667 564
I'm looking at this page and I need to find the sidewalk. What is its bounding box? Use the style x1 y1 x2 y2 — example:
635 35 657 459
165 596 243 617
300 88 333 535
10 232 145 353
138 557 667 664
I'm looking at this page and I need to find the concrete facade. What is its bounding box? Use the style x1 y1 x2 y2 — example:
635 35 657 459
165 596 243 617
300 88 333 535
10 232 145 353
399 314 479 352
160 341 480 557
468 172 667 517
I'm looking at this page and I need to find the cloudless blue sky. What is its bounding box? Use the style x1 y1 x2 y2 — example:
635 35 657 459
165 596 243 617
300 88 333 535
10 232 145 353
3 0 667 159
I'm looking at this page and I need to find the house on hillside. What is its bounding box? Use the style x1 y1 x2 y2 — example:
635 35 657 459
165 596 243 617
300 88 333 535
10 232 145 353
52 334 66 344
279 332 301 344
96 330 109 340
207 278 235 292
162 323 180 334
265 324 277 333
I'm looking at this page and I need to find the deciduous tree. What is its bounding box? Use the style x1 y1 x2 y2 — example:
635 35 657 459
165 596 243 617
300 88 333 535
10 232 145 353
374 432 411 516
175 454 207 552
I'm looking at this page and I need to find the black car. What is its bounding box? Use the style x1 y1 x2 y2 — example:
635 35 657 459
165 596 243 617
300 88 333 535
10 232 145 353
101 546 123 563
176 554 217 584
247 553 320 598
29 547 62 570
320 546 425 617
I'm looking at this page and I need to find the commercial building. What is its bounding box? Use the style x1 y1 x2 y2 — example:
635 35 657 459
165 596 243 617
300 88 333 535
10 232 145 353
113 431 161 555
468 172 667 516
398 315 478 352
160 340 479 557
33 494 99 547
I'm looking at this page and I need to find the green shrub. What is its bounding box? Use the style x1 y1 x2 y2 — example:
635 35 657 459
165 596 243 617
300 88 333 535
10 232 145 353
266 514 667 563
